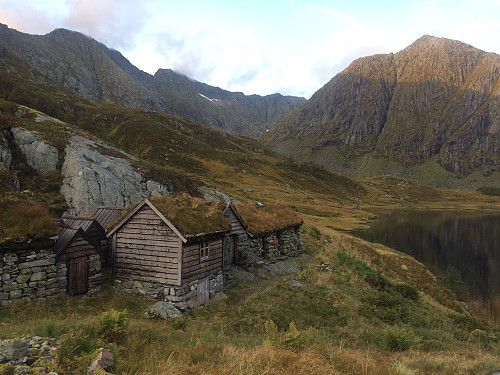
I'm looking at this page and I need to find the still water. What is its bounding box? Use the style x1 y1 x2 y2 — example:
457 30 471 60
352 210 500 321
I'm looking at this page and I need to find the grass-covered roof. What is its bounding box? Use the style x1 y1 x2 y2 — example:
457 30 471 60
233 201 303 234
148 195 230 237
0 198 57 243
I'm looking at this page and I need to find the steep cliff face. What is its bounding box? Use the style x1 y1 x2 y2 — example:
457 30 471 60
267 36 499 186
0 24 305 137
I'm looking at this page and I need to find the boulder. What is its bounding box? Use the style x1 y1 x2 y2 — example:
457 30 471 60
144 301 184 319
87 349 114 374
287 279 303 287
0 339 29 363
12 127 58 172
0 132 12 170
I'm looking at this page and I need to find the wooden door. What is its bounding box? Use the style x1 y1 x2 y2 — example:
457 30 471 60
197 276 210 306
67 257 88 295
230 235 237 264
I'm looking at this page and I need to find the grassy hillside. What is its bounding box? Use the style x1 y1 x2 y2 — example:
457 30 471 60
1 45 500 374
1 226 499 374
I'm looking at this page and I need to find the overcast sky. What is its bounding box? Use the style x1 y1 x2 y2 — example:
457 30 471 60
1 0 500 98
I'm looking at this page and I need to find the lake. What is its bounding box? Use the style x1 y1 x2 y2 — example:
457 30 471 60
351 210 500 323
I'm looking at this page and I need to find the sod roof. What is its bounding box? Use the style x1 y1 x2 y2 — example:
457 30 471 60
110 195 231 238
233 201 303 234
0 199 57 242
149 195 230 237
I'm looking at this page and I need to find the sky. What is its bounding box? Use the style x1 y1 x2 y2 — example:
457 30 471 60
1 0 500 98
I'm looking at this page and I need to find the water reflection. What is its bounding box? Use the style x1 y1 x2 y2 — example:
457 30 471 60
352 210 500 320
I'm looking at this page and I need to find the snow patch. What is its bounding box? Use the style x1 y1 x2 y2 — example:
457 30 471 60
198 93 221 102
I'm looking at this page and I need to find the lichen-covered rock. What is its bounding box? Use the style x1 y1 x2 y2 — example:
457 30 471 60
11 128 58 172
0 132 12 170
87 349 114 374
0 339 29 364
60 137 172 215
144 301 184 319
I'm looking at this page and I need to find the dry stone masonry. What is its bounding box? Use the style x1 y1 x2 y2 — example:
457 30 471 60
0 239 66 307
114 271 224 312
235 225 304 267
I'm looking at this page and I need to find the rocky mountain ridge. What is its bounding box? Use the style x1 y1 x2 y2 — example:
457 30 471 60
265 35 499 188
0 24 305 137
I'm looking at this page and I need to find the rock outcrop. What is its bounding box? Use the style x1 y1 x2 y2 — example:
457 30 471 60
0 131 12 170
60 137 172 216
144 301 184 319
11 127 58 172
266 35 500 187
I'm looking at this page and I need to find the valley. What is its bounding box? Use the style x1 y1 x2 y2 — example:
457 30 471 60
0 26 499 375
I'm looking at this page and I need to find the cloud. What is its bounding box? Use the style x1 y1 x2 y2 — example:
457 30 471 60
62 0 154 50
0 0 59 34
2 0 500 99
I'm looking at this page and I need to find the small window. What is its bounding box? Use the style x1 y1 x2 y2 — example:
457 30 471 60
200 240 209 261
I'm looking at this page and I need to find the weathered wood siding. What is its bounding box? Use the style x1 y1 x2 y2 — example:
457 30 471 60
182 237 223 283
225 209 246 235
114 205 182 286
56 235 99 262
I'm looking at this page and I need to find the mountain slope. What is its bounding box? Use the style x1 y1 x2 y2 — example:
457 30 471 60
0 46 361 216
0 24 305 137
265 36 500 188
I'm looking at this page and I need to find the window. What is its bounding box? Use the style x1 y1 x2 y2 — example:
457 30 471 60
200 240 209 261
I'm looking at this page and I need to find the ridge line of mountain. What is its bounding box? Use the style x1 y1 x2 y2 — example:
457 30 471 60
0 23 306 137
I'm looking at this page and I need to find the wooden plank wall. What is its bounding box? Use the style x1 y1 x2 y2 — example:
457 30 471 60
114 205 182 286
182 237 223 283
86 222 106 243
57 235 99 261
225 210 246 234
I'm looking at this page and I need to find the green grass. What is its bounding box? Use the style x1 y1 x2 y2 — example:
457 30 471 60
1 228 499 374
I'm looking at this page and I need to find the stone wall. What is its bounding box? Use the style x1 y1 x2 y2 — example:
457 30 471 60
114 271 224 312
0 240 66 307
87 253 102 294
278 226 305 257
234 224 305 267
235 233 263 266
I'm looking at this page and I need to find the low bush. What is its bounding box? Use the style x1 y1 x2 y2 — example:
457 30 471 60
264 320 316 348
381 326 420 351
98 309 128 343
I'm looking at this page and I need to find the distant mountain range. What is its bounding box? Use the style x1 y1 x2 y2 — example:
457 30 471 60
0 24 305 137
1 24 498 188
265 35 499 188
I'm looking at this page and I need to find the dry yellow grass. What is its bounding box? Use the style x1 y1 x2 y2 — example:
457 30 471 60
233 201 303 234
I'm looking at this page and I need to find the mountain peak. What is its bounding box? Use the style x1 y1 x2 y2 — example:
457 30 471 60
266 36 500 188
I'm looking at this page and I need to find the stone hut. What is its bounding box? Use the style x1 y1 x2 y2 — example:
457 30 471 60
53 224 102 295
0 237 66 306
225 202 304 267
107 196 229 311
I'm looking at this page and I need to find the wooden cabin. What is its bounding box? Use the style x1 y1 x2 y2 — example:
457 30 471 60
107 196 230 309
61 215 109 265
91 206 126 264
53 224 102 295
